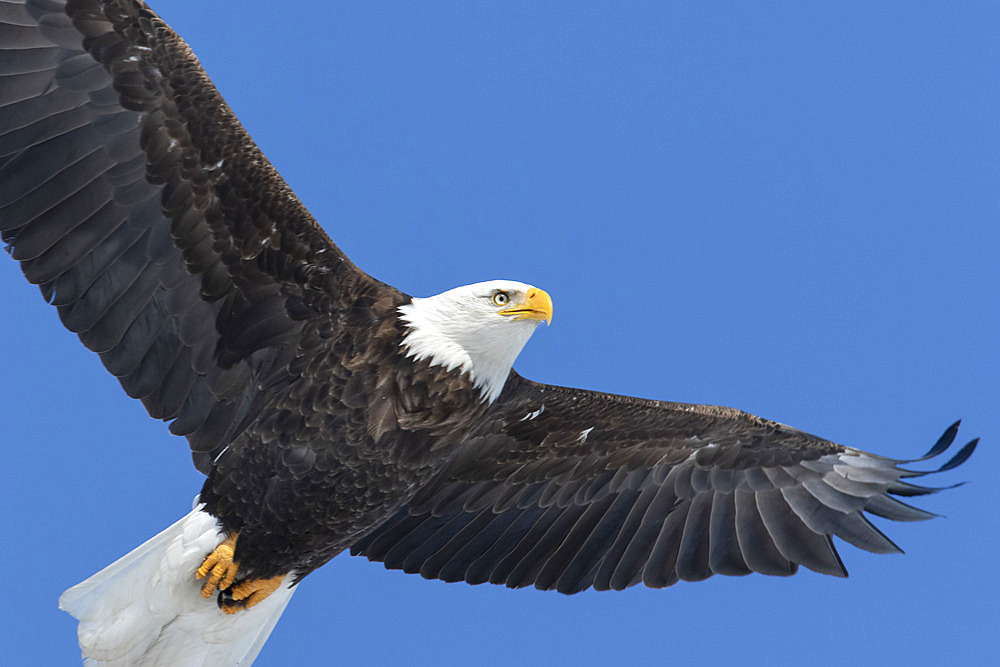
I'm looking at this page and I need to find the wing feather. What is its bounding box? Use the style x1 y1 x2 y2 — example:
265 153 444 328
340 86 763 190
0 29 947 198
421 511 505 582
675 492 714 582
489 505 565 586
534 492 618 591
592 485 659 590
734 488 796 576
707 491 751 576
437 510 525 583
606 485 675 590
640 499 688 588
465 506 547 585
557 489 641 594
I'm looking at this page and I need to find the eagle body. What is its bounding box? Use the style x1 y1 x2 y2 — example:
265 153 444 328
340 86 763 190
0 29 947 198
197 293 488 582
0 0 977 664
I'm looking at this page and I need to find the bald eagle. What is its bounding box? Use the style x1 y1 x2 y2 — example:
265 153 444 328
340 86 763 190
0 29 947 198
0 1 976 664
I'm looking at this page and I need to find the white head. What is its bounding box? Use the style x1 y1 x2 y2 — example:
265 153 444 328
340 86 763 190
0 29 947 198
398 280 553 403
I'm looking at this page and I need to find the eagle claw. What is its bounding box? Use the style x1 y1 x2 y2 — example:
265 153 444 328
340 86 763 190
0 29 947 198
218 575 285 614
195 533 239 598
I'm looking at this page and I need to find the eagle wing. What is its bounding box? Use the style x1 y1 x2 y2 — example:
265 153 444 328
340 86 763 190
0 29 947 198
1 1 394 471
352 373 976 593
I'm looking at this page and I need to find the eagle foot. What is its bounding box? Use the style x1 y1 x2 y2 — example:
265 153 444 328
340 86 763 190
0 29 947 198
218 574 285 614
195 533 239 598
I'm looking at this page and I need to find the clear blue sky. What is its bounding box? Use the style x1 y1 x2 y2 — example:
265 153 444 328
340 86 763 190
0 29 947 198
1 2 997 665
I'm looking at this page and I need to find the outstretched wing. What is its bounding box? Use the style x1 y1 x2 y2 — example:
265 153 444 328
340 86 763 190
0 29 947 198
1 0 394 471
352 373 976 594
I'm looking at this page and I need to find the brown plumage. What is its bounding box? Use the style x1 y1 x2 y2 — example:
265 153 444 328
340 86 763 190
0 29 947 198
0 0 977 663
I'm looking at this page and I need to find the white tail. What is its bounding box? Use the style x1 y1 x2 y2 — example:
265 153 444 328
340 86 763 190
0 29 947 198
59 504 296 666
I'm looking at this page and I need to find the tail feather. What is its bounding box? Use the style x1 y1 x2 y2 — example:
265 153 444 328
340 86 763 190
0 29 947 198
59 505 296 666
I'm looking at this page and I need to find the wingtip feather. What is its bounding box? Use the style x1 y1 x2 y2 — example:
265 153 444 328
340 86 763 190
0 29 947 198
937 438 978 473
920 420 961 459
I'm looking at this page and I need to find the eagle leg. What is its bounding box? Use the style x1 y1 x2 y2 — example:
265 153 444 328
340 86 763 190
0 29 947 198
195 533 239 598
218 575 285 615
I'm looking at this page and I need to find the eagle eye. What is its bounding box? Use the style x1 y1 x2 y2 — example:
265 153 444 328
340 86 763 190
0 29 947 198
491 291 510 306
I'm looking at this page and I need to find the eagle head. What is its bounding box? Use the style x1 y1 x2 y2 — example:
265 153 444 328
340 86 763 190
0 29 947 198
398 280 553 403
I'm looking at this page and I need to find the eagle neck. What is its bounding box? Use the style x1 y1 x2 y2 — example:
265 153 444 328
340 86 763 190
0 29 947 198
397 299 525 404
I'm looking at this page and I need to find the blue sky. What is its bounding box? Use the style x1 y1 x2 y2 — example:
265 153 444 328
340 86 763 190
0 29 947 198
1 1 997 665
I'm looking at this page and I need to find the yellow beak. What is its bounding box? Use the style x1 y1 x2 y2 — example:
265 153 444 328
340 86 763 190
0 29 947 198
499 287 553 325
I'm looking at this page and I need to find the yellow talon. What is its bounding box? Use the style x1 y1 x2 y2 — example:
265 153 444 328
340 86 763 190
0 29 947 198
196 533 285 613
196 533 239 598
220 575 285 614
